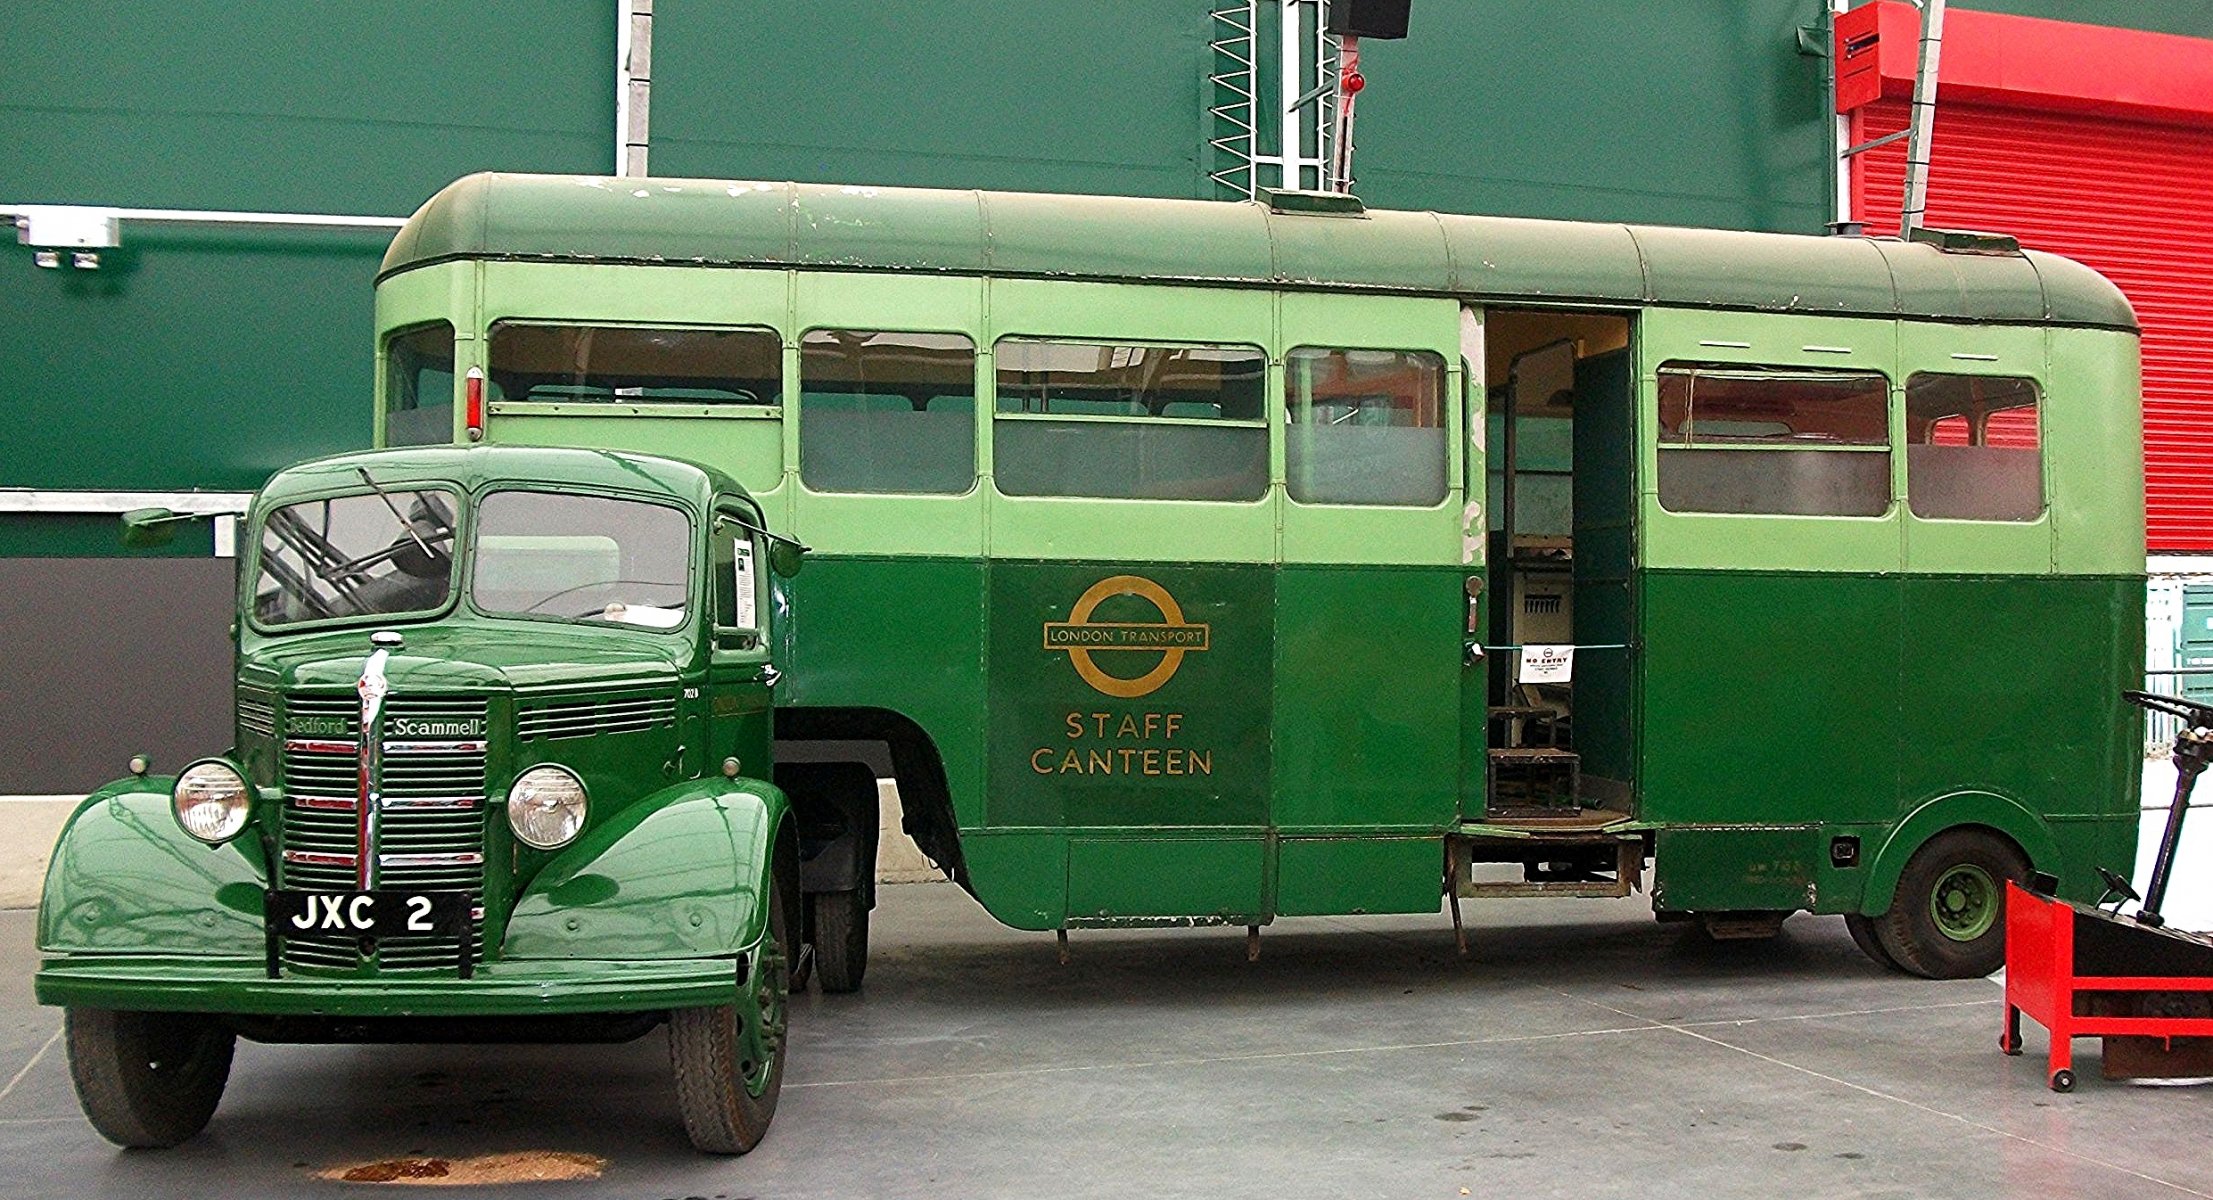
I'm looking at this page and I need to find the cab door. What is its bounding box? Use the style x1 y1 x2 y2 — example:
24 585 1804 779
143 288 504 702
706 505 775 779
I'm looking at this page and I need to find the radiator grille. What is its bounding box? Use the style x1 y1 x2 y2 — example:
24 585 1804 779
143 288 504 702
278 691 489 973
517 690 677 741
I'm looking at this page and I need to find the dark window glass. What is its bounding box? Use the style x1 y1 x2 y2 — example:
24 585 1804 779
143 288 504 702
993 338 1267 501
487 324 780 406
1285 348 1448 506
710 514 762 635
1655 364 1891 516
800 330 976 494
472 492 691 629
254 490 457 627
384 323 456 447
1906 373 2043 522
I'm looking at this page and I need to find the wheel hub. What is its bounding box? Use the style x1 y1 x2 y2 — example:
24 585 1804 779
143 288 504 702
1930 863 1998 942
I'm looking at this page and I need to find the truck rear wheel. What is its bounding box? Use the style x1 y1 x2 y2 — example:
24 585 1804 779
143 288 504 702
669 870 790 1154
1873 829 2027 979
64 1007 235 1148
809 889 869 994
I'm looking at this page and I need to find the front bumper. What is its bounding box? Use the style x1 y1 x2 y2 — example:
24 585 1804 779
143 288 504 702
35 953 739 1018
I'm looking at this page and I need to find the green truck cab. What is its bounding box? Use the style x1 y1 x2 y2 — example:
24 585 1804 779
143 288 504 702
36 444 806 1154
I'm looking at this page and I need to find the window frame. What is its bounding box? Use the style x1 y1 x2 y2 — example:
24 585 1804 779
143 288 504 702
1652 359 1898 520
708 505 772 656
1902 370 2047 524
463 486 699 635
1282 343 1452 509
988 333 1272 503
482 319 786 420
380 320 459 448
244 484 466 636
795 325 982 498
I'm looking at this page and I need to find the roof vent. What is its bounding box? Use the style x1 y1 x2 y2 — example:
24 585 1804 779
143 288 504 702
1908 226 2021 255
1258 188 1366 217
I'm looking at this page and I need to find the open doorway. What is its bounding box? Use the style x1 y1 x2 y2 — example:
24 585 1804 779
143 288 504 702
1481 308 1636 823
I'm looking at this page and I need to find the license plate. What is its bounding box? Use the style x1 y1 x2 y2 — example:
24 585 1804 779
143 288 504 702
267 890 467 939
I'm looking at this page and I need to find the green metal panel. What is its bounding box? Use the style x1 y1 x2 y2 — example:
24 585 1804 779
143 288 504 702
1572 349 1639 794
778 556 990 830
1653 827 1820 913
1274 837 1442 916
1068 836 1265 923
1271 565 1460 833
986 561 1272 831
1639 570 1904 830
2044 328 2148 577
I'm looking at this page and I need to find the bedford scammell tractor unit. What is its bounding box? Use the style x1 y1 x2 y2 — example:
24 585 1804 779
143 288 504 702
35 445 810 1154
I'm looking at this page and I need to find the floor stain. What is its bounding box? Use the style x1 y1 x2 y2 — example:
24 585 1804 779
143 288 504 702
320 1151 606 1186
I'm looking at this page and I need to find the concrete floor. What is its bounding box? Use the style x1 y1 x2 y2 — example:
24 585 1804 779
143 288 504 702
2 884 2208 1200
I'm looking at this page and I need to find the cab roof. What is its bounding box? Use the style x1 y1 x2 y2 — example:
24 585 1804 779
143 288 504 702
379 172 2136 332
256 444 749 513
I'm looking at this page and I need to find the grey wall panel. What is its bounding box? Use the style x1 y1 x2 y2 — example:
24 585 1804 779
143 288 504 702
0 559 233 795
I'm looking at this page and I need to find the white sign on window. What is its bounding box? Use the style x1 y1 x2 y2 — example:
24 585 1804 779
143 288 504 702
733 538 757 630
1518 644 1574 685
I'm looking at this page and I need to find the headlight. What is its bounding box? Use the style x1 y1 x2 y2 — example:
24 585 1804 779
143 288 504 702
507 766 588 850
173 761 252 844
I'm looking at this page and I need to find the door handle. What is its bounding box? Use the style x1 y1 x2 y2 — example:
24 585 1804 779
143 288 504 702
760 664 782 688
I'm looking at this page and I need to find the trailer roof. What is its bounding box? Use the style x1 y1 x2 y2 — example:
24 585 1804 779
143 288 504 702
380 173 2137 332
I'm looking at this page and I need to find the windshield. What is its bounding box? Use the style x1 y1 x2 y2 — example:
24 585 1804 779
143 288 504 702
471 491 691 628
253 489 458 627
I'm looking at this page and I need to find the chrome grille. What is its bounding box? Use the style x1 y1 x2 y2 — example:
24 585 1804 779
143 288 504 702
517 690 677 741
278 691 489 974
237 688 276 737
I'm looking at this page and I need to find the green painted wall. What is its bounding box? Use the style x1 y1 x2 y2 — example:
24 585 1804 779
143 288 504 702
7 1 2211 555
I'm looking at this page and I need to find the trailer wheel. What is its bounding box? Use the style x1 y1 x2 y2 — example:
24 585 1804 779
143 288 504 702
1874 829 2027 980
1843 914 1903 972
64 1007 235 1148
808 889 869 994
670 869 790 1154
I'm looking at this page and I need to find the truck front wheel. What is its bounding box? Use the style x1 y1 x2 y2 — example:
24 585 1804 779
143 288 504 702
64 1007 235 1148
669 871 791 1154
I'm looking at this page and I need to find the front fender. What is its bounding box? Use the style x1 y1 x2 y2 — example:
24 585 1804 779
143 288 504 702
38 778 270 955
502 777 789 961
1860 789 2061 917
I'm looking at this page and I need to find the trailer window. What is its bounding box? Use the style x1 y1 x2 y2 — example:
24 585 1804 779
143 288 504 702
384 322 456 447
799 330 976 495
992 338 1267 501
487 323 780 407
1285 347 1448 506
1905 373 2042 522
1655 364 1891 517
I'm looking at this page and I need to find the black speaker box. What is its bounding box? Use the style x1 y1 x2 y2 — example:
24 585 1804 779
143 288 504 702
1326 0 1412 40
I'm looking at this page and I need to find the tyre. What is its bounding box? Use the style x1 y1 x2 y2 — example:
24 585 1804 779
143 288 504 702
64 1008 235 1149
1844 913 1904 972
1873 829 2028 980
670 868 791 1155
809 889 869 994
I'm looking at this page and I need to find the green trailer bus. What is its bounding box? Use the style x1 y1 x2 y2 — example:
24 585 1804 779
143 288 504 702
369 173 2142 984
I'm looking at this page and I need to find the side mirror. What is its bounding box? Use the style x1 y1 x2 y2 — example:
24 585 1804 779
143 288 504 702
769 540 806 578
119 507 185 549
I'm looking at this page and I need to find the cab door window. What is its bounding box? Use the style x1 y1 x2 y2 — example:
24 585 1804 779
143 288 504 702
711 512 766 653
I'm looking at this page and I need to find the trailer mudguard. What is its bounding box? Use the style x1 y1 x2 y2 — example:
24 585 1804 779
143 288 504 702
38 778 270 956
503 777 790 961
1859 790 2061 917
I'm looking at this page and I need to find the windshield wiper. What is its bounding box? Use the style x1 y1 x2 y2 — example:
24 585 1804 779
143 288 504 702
357 466 439 564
